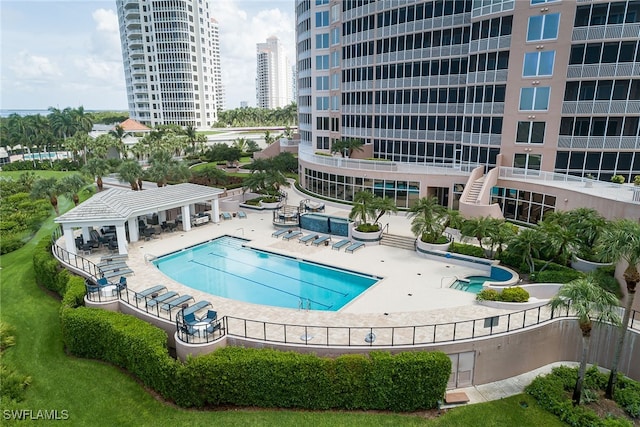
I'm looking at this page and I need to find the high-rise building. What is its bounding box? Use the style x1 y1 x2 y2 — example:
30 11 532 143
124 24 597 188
295 0 640 222
256 36 293 109
115 0 222 128
211 18 225 113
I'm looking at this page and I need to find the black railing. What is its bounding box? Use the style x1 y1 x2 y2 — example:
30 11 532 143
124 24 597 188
51 226 102 280
52 228 640 348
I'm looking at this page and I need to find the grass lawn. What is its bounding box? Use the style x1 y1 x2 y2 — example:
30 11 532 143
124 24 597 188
0 198 565 426
0 170 77 180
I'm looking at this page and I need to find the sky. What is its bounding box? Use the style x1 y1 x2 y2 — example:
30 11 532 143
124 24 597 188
0 0 295 111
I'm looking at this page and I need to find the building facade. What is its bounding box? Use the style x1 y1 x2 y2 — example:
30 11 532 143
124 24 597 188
256 36 294 109
115 0 221 128
295 0 640 223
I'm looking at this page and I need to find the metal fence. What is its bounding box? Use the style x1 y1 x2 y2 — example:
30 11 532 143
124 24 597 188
52 229 640 347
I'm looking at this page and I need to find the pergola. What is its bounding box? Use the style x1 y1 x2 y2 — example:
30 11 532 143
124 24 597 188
55 183 225 255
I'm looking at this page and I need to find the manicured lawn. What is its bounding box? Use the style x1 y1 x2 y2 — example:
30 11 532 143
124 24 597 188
0 199 565 426
0 170 76 180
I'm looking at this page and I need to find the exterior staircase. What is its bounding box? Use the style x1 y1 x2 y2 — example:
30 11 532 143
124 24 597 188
464 177 484 204
380 233 416 251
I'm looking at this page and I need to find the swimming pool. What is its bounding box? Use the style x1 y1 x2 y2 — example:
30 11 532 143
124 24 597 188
153 236 379 311
450 276 492 293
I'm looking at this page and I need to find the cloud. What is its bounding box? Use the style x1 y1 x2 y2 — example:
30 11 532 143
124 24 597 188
8 51 62 82
90 8 122 62
215 1 295 107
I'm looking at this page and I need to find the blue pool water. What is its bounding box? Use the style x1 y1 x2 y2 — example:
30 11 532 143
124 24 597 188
450 276 492 293
23 152 69 160
153 236 378 311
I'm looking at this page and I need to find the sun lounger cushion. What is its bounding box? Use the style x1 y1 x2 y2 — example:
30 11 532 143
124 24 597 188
146 291 178 308
312 236 330 246
298 234 318 244
345 242 365 253
182 300 211 317
136 285 167 300
283 231 302 240
161 295 194 311
221 212 232 220
332 239 351 250
237 211 247 219
271 228 289 237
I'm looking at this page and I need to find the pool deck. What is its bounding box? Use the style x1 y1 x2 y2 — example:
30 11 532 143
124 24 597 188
81 183 518 328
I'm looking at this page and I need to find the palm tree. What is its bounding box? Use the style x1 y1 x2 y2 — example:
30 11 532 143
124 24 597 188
407 196 448 244
59 174 88 206
487 221 517 258
84 157 111 191
597 219 640 398
460 216 499 252
371 196 398 224
30 177 61 214
349 191 378 228
264 170 290 196
263 130 276 145
109 125 127 158
48 107 76 141
331 138 364 158
506 228 544 274
567 208 608 261
549 277 620 405
118 160 144 190
537 216 581 267
71 106 94 133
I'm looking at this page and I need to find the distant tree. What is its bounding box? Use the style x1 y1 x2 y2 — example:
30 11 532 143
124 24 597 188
84 157 111 191
30 177 61 214
118 160 144 190
331 138 364 158
59 174 89 206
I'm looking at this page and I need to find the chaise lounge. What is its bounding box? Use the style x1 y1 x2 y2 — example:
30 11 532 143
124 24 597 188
312 235 331 246
237 211 247 219
345 241 365 253
332 239 351 250
282 230 303 241
146 291 179 308
161 295 194 312
135 285 167 301
298 234 318 244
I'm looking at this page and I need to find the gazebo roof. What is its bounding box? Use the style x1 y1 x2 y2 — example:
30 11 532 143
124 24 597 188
119 118 150 132
55 183 224 225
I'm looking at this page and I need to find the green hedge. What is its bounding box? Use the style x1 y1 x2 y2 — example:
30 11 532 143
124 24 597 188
450 242 485 258
476 287 530 302
176 347 450 411
38 237 453 411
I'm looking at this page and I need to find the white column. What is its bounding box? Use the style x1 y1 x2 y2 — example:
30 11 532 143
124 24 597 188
128 217 139 242
212 199 220 223
181 205 191 231
63 225 77 255
115 224 128 255
81 227 91 242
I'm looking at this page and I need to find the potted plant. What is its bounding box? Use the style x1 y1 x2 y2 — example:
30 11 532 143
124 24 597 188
408 196 452 252
348 191 397 245
611 175 625 184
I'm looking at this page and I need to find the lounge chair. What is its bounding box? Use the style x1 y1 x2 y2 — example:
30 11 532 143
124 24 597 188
102 268 133 279
282 230 303 241
182 300 211 317
312 235 331 246
160 295 194 312
100 254 128 262
98 261 128 272
298 234 318 244
146 291 179 308
135 285 167 301
221 212 232 220
345 241 365 253
332 239 351 250
271 228 290 238
237 211 247 219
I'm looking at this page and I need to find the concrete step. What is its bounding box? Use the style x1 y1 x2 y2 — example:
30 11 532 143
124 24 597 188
380 234 416 251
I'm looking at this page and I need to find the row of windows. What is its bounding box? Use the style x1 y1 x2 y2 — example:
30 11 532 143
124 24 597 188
342 113 503 134
555 151 640 176
376 1 472 29
564 79 640 102
468 51 510 72
342 0 375 12
342 56 479 83
559 116 640 137
574 1 640 27
316 116 339 131
374 140 499 167
342 84 505 106
491 188 555 225
471 15 512 40
569 41 640 65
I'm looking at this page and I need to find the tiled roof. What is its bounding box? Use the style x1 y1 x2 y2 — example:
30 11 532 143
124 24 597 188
55 183 224 224
119 118 151 132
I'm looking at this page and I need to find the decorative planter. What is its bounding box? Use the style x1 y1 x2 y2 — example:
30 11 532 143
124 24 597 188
351 227 382 245
571 255 613 273
416 238 451 253
259 200 282 210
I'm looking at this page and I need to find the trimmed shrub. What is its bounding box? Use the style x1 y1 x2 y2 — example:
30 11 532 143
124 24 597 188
176 348 450 411
615 377 640 418
61 276 87 309
356 223 380 232
476 289 500 301
535 269 585 284
33 239 64 294
500 287 530 302
591 266 623 298
450 242 485 258
0 234 25 255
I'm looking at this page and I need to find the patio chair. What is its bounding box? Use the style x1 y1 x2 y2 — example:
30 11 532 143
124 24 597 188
182 312 198 326
237 211 247 219
298 234 318 244
312 235 331 247
332 239 351 251
160 295 194 312
85 280 100 294
108 240 119 253
282 230 302 241
146 291 179 308
116 276 127 291
345 241 365 253
200 309 217 322
97 277 109 287
221 212 232 220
